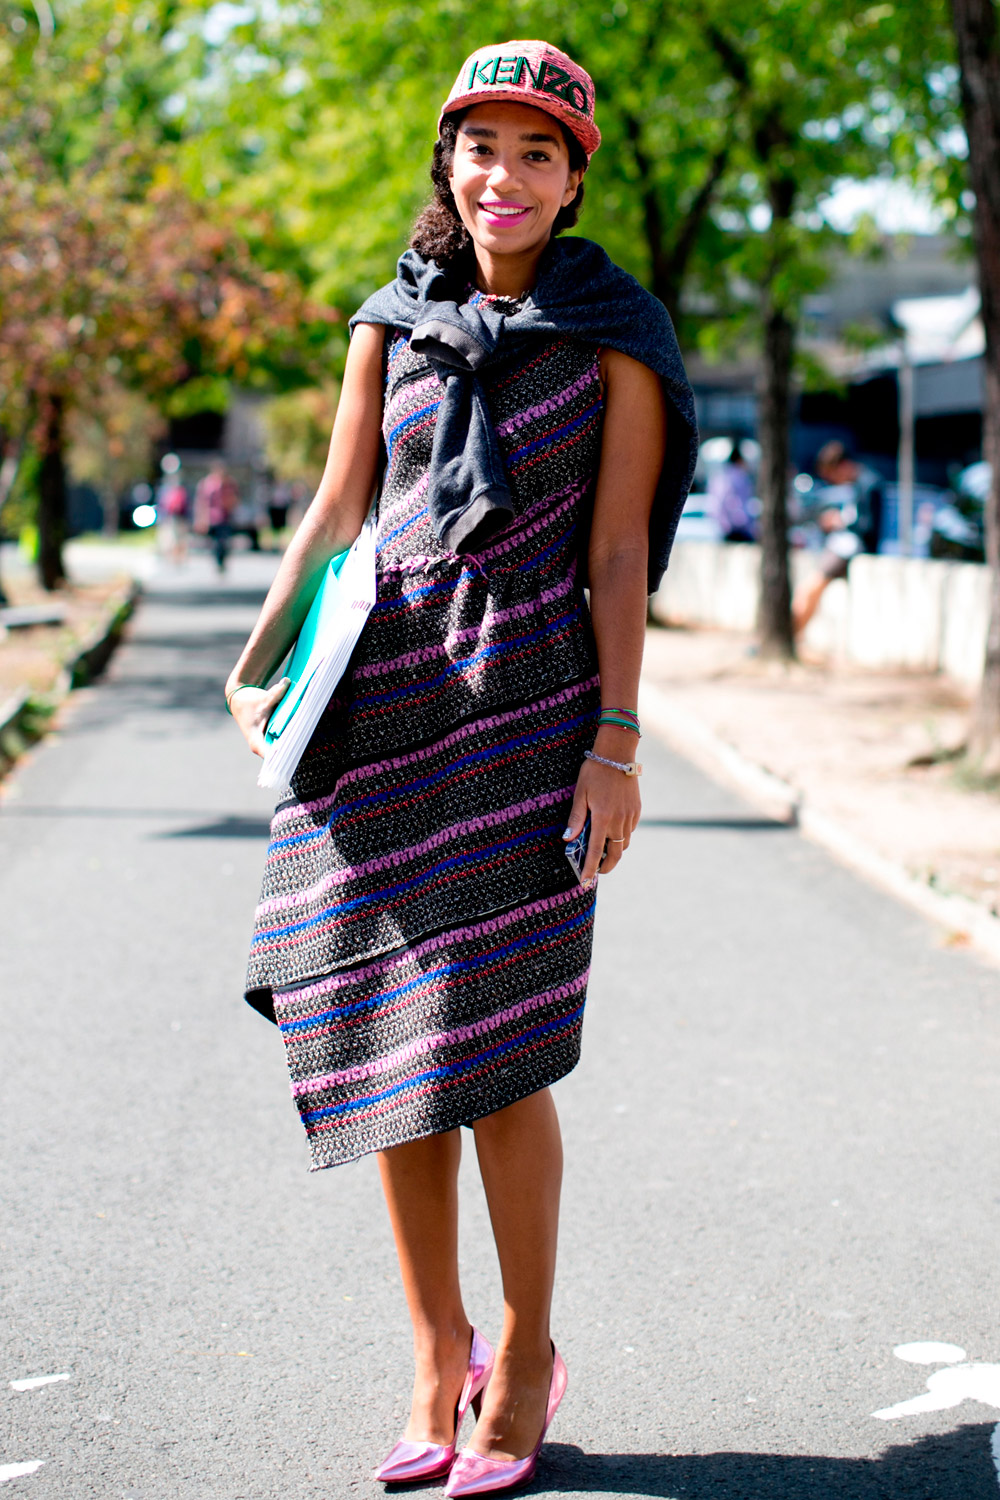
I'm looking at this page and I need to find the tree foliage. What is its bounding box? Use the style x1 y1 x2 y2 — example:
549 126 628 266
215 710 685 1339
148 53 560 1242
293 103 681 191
0 1 337 585
263 385 341 490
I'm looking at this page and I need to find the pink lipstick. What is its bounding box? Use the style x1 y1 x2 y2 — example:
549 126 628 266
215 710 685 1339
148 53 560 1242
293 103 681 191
479 200 531 225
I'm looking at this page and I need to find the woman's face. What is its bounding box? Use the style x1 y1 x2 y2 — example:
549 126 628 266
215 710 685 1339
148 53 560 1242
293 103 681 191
448 101 583 263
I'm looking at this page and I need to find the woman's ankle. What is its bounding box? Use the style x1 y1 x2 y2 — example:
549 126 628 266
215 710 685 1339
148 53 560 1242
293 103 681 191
413 1318 474 1367
494 1326 552 1370
405 1321 476 1443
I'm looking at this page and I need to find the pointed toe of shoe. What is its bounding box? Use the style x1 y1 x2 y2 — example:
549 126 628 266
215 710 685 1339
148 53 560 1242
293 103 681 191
373 1438 455 1484
443 1448 537 1497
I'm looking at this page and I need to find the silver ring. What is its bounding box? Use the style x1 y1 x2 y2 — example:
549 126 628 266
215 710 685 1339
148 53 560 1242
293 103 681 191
609 837 626 844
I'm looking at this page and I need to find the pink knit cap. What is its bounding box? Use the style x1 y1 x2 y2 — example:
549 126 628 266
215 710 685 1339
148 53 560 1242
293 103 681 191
439 40 601 161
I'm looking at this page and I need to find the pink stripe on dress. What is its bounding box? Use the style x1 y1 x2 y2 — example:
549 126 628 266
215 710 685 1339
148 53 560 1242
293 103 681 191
278 885 586 1006
351 575 574 680
269 676 597 827
494 367 598 437
256 785 573 918
292 973 588 1095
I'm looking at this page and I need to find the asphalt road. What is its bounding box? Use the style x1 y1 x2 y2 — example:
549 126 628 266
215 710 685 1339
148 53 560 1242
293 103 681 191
2 549 999 1500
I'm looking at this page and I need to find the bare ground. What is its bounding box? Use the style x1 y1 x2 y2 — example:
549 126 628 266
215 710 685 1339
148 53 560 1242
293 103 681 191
0 566 131 701
642 622 1000 916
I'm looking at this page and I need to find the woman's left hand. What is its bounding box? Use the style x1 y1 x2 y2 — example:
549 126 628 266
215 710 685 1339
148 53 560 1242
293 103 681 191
563 732 642 884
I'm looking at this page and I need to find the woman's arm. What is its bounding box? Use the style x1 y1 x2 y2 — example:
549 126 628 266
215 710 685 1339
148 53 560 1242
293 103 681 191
564 348 667 881
226 322 386 756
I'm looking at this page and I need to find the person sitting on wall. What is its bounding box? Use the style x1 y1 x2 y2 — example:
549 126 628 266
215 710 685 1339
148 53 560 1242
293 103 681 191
792 440 884 638
707 441 756 542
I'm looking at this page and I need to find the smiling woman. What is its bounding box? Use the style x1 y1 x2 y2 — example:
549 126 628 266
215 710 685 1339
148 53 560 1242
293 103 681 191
411 105 588 287
226 35 698 1499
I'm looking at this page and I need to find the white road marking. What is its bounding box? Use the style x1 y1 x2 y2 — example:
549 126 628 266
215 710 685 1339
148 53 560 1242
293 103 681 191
0 1463 44 1484
9 1374 70 1392
893 1342 967 1365
874 1363 1000 1419
874 1341 1000 1494
874 1347 1000 1419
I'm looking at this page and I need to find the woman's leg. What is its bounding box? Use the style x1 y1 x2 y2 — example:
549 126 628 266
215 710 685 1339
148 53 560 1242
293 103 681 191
468 1087 563 1459
377 1129 474 1444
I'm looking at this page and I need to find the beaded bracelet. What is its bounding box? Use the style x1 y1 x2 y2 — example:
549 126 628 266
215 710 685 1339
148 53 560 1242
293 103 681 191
584 749 643 777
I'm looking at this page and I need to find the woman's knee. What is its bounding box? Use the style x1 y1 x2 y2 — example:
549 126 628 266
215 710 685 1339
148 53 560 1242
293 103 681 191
472 1089 558 1145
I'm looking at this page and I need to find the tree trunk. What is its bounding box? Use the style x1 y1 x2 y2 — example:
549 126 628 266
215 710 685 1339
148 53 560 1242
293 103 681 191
37 394 68 591
756 298 796 658
0 435 19 609
951 0 1000 770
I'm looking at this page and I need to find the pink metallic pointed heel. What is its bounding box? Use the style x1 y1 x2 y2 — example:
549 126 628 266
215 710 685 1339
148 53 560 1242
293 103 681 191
443 1345 568 1497
373 1328 495 1485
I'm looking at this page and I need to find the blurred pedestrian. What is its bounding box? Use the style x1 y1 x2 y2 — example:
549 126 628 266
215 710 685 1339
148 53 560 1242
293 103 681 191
159 476 191 565
707 441 755 542
225 38 697 1498
793 441 884 637
193 462 239 573
268 480 292 536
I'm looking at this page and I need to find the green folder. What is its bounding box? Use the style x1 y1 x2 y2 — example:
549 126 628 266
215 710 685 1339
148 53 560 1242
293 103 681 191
264 546 351 744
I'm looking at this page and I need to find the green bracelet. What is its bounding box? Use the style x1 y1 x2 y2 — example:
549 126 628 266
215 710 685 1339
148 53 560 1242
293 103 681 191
225 682 264 715
598 713 641 736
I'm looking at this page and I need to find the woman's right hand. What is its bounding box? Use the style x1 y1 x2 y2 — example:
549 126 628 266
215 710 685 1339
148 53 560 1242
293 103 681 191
229 678 292 759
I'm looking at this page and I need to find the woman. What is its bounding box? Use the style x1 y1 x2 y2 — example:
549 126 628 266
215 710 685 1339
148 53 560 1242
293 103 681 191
226 40 696 1496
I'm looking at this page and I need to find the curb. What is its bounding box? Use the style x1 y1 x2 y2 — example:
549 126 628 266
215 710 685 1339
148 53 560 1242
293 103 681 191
56 579 140 692
0 579 140 777
0 687 34 769
638 678 1000 969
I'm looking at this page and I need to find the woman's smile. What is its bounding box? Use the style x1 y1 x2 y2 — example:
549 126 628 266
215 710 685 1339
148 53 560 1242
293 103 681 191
478 199 532 225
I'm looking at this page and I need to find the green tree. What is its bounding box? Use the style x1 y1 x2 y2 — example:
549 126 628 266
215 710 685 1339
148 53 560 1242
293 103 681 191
176 0 748 320
0 145 330 586
0 1 335 587
674 2 957 656
263 386 341 491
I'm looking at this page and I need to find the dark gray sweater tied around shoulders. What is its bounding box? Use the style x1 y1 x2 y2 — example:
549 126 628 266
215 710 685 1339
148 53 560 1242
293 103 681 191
350 237 699 593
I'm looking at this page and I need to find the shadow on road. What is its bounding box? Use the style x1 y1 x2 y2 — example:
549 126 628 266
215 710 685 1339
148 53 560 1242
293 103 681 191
66 668 243 727
156 815 271 839
124 631 253 651
640 815 794 832
0 806 272 836
143 587 273 610
538 1424 998 1497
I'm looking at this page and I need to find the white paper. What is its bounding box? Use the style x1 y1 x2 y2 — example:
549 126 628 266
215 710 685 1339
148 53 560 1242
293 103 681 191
257 516 377 791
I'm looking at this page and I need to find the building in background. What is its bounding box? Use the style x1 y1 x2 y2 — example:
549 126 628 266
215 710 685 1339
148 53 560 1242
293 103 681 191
688 233 982 487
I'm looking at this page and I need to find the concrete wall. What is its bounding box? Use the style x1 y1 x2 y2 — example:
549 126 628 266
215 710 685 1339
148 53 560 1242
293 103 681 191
650 541 990 689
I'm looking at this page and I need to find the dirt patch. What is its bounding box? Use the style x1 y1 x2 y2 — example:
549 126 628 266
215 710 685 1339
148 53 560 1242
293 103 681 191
642 623 1000 916
0 570 132 702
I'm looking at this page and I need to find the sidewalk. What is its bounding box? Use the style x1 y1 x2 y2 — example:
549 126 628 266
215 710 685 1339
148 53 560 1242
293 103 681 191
641 623 1000 920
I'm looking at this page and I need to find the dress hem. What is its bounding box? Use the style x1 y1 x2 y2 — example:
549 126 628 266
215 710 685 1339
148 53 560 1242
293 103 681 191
304 1042 583 1171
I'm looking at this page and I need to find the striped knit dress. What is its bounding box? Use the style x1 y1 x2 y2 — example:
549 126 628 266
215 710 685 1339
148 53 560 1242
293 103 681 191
246 292 604 1170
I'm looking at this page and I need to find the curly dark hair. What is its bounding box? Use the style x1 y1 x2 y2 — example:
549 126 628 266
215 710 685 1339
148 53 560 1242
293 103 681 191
410 112 587 271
